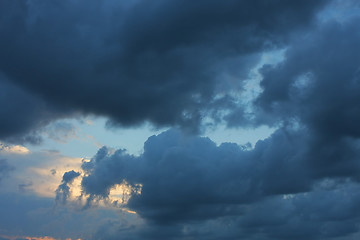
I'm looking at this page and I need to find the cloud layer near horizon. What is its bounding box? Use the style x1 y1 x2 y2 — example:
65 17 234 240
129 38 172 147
1 0 360 239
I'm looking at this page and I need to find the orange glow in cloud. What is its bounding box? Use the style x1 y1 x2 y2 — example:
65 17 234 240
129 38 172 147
0 235 81 240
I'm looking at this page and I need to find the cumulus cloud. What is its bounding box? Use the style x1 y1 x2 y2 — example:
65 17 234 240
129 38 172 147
55 170 81 205
251 16 360 181
256 17 360 137
70 128 360 239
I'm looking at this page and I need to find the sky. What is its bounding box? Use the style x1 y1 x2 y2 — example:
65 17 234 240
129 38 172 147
1 0 360 239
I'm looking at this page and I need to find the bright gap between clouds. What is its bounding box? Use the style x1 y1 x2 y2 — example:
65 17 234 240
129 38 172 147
27 116 276 158
28 116 276 159
27 117 166 158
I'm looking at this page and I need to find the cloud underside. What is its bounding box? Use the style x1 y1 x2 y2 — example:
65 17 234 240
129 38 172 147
78 127 360 240
0 0 327 141
1 0 360 239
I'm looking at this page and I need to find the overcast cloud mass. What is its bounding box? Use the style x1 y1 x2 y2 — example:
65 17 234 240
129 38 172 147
1 0 360 239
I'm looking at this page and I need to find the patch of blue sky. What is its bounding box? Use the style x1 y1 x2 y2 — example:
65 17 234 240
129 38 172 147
27 117 166 158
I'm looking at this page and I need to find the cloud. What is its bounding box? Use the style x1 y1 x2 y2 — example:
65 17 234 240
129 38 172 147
0 142 30 155
2 1 360 239
0 192 115 240
0 235 65 240
0 159 14 184
251 16 360 181
0 0 327 139
0 148 83 198
18 182 33 193
55 170 81 205
0 75 71 144
0 149 125 240
72 126 360 239
79 129 305 220
44 121 78 144
236 181 360 240
256 17 360 136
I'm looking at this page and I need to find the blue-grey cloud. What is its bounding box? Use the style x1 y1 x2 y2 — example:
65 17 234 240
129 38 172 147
256 17 360 137
77 128 360 240
0 75 73 144
1 1 360 239
44 121 77 143
0 159 14 184
18 182 32 193
50 169 56 175
70 16 360 232
0 192 123 239
55 170 81 205
250 17 360 181
0 0 327 140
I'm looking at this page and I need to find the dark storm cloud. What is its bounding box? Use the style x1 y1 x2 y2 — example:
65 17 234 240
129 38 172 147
0 0 327 139
78 129 304 219
237 182 360 240
44 121 77 143
78 128 360 239
55 170 81 205
256 17 360 137
253 17 360 179
2 0 360 239
116 183 360 240
0 75 73 144
72 14 360 237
